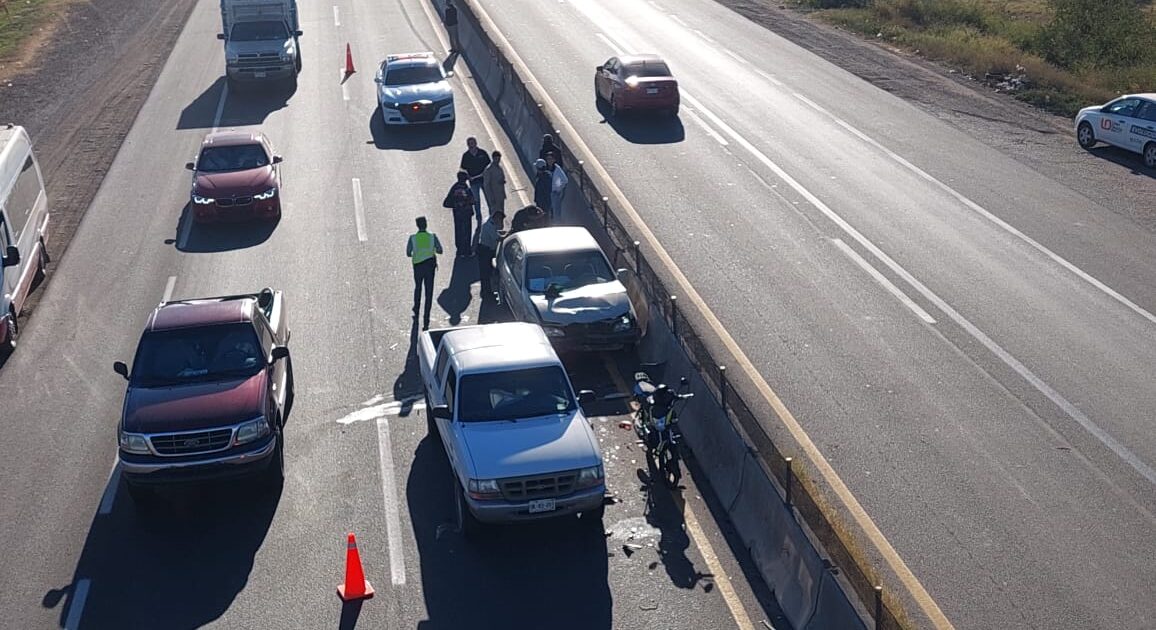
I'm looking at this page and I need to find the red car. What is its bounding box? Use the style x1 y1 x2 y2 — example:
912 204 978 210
594 54 680 118
185 130 283 223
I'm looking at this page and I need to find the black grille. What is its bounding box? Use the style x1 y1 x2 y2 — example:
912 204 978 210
150 429 234 456
563 319 619 336
215 195 253 207
501 472 578 501
235 52 281 70
400 102 439 122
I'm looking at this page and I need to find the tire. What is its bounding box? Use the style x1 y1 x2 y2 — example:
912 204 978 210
1144 142 1156 169
34 239 48 283
264 427 285 489
284 357 295 418
1 308 17 358
425 392 437 436
1077 122 1097 150
455 479 483 541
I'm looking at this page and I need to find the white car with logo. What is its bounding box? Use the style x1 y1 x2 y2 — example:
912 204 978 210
1075 93 1156 168
373 52 455 126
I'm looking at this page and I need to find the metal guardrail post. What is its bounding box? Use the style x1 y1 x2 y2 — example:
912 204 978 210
577 160 584 192
632 240 641 271
669 295 678 337
874 585 884 629
784 456 794 507
719 365 727 412
601 196 609 228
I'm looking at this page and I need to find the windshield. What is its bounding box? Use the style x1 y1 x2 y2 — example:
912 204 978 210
457 367 576 422
132 323 265 387
230 21 289 42
197 144 270 172
624 62 671 78
384 65 444 86
525 251 614 293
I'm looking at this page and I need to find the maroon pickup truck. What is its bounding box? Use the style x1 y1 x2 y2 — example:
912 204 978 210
113 288 294 504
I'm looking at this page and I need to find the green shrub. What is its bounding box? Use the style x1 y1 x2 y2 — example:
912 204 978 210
1038 0 1156 70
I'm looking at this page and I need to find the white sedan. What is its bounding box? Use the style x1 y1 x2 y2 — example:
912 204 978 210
373 52 455 126
1074 93 1156 168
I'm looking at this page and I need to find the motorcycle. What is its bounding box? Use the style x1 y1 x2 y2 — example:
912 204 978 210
631 373 694 488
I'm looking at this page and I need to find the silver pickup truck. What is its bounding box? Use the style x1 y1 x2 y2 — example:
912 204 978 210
418 322 606 538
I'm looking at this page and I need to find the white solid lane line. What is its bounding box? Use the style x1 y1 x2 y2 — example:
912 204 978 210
375 417 407 586
722 48 747 64
668 14 688 28
63 579 91 630
162 275 176 303
211 82 228 132
351 177 367 242
788 91 1156 329
683 107 728 146
683 501 757 630
333 5 340 27
832 239 936 324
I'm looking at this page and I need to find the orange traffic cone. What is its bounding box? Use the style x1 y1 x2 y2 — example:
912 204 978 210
337 532 375 601
344 43 356 76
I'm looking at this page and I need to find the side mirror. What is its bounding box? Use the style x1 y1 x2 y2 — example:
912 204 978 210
113 361 129 379
432 404 452 420
294 30 303 37
185 161 195 171
1 246 19 268
578 390 596 405
271 346 290 362
272 155 284 164
373 76 382 84
217 33 225 40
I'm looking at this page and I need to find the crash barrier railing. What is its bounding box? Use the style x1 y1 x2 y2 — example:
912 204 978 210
448 0 918 627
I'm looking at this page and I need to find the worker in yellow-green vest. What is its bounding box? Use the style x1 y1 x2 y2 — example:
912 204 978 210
407 216 444 330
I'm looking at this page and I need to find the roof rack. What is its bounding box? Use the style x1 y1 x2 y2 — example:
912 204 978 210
385 52 435 63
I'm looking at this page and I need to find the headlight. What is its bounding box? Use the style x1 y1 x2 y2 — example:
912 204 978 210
380 99 400 110
226 54 240 64
612 314 634 333
192 194 215 205
542 326 565 338
253 187 277 200
119 432 150 455
467 478 502 500
234 417 271 445
576 465 605 488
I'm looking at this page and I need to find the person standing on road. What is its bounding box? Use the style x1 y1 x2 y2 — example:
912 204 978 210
442 169 476 257
546 152 568 222
539 134 562 162
407 216 444 330
476 210 505 303
482 150 507 217
460 136 491 223
533 159 553 221
444 0 461 53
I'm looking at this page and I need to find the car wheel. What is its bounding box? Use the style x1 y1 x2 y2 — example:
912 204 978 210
455 479 483 541
34 239 48 283
1 308 17 357
610 94 620 118
425 392 438 437
265 426 285 489
1144 142 1156 169
1077 122 1097 150
284 357 295 418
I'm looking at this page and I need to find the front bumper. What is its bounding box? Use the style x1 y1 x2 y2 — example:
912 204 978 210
380 100 455 125
226 64 296 82
192 196 281 223
547 326 641 352
120 435 277 486
466 484 605 524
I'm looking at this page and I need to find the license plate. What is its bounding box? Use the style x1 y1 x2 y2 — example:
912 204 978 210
528 498 556 513
646 88 659 95
254 72 267 78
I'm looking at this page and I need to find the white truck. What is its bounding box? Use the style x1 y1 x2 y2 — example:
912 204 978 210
217 0 302 88
0 124 50 359
419 322 606 538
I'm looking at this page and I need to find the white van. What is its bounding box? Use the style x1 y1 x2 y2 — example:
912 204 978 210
0 124 50 358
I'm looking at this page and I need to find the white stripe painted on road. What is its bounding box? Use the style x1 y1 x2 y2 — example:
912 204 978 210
375 416 407 585
832 238 936 324
693 29 716 44
98 461 121 515
333 5 340 26
789 90 1156 330
340 67 350 102
63 578 90 630
351 177 367 242
162 275 176 303
722 49 748 65
337 398 426 424
683 500 757 630
668 14 688 28
211 82 229 132
683 107 729 146
595 33 620 55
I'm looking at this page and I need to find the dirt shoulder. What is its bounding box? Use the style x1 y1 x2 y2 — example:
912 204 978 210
0 0 198 316
715 0 1156 231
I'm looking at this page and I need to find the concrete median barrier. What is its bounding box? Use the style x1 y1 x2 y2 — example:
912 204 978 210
445 0 902 626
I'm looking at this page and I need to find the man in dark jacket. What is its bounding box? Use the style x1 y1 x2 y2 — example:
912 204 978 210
510 204 548 233
539 133 562 162
533 158 553 218
442 169 476 257
444 0 460 53
460 136 491 224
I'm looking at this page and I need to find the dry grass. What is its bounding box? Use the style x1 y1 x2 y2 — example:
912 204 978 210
802 0 1156 117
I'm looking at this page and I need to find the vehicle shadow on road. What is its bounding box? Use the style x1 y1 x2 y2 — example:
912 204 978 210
177 77 295 130
166 203 278 253
595 100 685 145
48 479 280 628
436 255 477 326
368 108 455 151
1087 145 1156 179
406 436 613 630
392 322 423 416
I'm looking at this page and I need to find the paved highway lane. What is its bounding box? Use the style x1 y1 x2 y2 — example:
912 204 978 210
0 0 779 628
474 0 1156 627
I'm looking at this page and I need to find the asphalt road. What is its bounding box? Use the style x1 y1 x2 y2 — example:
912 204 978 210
472 0 1156 627
0 0 780 628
